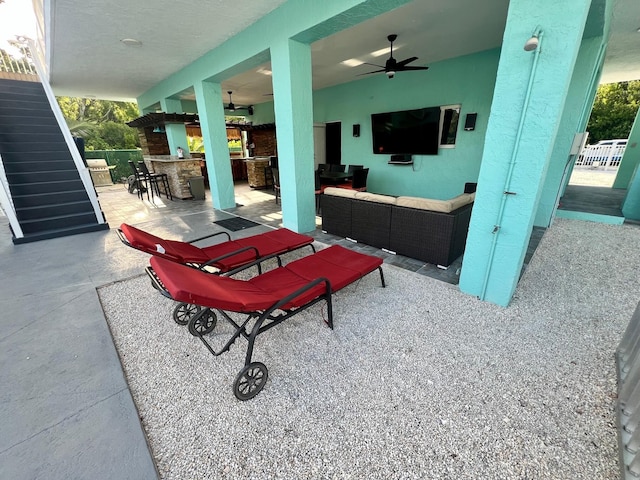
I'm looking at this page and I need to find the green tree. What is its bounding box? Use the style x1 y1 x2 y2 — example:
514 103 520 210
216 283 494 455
587 81 640 144
56 96 141 150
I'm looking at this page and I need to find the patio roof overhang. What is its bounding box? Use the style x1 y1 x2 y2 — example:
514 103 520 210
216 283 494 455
126 112 274 131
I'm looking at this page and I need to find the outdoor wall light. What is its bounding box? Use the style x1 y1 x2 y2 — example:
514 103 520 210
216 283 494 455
524 35 539 51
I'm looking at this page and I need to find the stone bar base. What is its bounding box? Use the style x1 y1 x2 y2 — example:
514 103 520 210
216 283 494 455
145 156 202 199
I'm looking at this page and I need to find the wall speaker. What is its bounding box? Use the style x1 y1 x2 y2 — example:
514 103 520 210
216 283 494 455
352 124 360 137
464 113 477 131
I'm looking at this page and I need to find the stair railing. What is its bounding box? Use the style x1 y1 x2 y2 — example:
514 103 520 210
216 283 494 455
0 153 24 239
24 38 107 226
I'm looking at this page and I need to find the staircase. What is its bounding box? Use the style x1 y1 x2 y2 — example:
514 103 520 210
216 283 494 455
0 78 108 244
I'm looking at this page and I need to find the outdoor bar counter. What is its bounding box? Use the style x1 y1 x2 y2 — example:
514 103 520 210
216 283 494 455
144 156 202 199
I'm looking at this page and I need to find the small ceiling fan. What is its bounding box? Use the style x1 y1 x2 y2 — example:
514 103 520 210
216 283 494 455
358 34 429 79
226 91 254 115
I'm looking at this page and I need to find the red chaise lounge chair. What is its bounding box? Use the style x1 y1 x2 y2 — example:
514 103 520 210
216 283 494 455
146 245 385 400
118 223 316 324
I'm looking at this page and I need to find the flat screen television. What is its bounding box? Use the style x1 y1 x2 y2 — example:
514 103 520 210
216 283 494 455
371 106 440 155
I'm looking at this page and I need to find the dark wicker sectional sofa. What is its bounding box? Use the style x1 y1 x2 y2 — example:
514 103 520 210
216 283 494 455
320 187 474 267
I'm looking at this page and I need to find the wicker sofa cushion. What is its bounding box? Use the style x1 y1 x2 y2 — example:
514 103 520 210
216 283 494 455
323 187 358 198
354 191 397 205
396 193 473 213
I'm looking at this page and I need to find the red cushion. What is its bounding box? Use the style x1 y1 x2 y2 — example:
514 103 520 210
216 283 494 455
313 245 383 275
150 257 280 312
260 228 314 251
200 240 259 271
122 224 314 271
121 223 210 263
285 245 382 292
249 268 326 310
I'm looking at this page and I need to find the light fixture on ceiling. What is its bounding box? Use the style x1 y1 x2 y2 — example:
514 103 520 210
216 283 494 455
120 38 142 47
227 91 236 111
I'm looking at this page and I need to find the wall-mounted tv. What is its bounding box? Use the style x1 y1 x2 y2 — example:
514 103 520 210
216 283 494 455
371 106 440 155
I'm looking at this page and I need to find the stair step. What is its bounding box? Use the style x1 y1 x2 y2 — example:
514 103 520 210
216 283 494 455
11 189 90 208
0 78 44 90
0 124 62 135
0 81 45 96
0 107 63 119
19 211 102 234
3 160 78 173
9 179 85 195
1 152 79 163
13 222 110 245
7 169 80 183
16 200 95 221
0 98 51 110
0 115 59 127
0 139 70 153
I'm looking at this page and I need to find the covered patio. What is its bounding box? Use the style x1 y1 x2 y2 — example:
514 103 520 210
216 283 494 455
3 0 640 477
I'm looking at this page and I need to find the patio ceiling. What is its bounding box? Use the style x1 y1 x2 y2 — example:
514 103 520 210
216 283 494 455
46 0 640 105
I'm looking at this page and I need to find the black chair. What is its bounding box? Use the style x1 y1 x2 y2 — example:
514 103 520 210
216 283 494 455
128 161 148 200
317 163 329 173
314 170 323 214
138 161 173 200
347 164 364 173
350 167 369 191
271 167 281 205
329 164 346 173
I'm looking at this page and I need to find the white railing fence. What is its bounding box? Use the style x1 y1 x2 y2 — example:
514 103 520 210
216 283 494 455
616 301 640 479
0 40 37 76
577 142 627 170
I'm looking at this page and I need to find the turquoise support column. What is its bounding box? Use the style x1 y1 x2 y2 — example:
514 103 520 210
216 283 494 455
193 81 235 210
270 38 316 233
615 107 640 190
622 109 640 219
160 97 189 157
535 36 606 227
459 0 592 306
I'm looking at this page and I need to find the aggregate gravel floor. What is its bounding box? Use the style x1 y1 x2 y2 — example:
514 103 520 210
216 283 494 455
98 218 640 479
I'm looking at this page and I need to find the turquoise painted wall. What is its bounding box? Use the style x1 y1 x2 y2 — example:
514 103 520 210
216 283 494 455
254 48 500 200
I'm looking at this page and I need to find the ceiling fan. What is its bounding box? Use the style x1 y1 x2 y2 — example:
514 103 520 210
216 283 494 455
358 34 429 79
226 91 254 115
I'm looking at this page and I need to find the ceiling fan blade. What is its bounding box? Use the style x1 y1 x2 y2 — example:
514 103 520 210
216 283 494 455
357 69 385 76
362 62 385 69
397 65 430 71
396 56 418 68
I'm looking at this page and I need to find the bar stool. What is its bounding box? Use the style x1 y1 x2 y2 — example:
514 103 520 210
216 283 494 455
137 161 173 200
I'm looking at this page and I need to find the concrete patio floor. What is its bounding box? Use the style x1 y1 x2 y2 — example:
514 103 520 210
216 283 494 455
0 179 547 478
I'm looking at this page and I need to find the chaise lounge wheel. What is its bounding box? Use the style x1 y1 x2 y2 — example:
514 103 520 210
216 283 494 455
233 362 268 401
173 302 201 325
187 308 217 336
